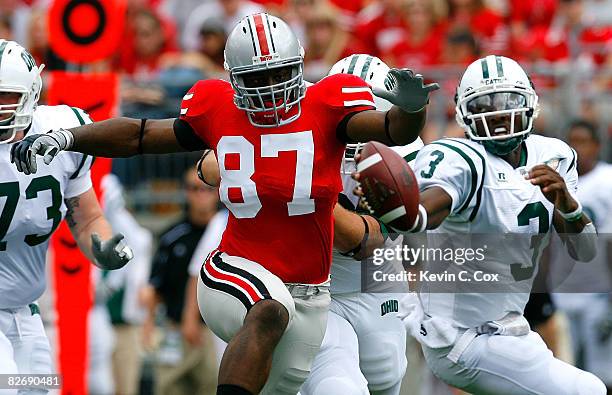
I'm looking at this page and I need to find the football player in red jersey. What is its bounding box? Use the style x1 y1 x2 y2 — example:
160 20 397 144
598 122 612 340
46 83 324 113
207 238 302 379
11 13 438 395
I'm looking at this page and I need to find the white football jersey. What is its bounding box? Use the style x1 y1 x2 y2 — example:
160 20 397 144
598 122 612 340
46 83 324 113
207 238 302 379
330 138 424 294
0 105 94 309
548 161 612 293
576 162 612 231
414 135 578 328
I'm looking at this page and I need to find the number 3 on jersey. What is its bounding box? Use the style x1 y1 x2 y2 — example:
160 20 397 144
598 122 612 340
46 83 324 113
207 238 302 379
217 131 315 218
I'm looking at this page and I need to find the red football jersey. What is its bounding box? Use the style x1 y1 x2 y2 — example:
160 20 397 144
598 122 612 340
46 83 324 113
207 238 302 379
180 74 375 284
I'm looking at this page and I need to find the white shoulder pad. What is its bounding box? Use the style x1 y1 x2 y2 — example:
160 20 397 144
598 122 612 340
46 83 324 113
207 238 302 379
526 135 577 195
526 135 576 173
31 105 92 132
31 105 94 192
391 137 424 168
415 138 485 220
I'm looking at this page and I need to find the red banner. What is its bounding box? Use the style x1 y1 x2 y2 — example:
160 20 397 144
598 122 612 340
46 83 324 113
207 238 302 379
47 72 119 121
48 0 126 63
47 72 117 395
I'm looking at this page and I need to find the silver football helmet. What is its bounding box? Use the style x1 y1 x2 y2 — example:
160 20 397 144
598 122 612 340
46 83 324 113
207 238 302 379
0 40 44 144
224 13 306 128
455 55 538 156
328 54 390 174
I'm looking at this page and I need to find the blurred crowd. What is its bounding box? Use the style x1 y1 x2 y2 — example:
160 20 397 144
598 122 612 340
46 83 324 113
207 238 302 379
1 0 610 141
1 1 611 394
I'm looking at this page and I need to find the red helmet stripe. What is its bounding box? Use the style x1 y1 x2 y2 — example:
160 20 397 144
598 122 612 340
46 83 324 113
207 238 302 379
253 13 270 56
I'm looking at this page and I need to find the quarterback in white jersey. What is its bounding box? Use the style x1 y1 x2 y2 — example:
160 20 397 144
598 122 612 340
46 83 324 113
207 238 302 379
0 40 132 393
355 55 606 394
301 55 422 395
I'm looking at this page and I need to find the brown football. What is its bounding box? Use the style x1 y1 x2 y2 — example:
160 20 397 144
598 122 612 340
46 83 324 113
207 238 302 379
356 141 420 231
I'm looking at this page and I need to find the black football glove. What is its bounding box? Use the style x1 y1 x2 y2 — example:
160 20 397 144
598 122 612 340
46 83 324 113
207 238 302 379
373 68 440 113
10 128 74 174
91 233 134 270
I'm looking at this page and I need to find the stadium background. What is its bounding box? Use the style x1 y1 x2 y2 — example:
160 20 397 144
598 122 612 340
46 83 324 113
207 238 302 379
1 0 610 394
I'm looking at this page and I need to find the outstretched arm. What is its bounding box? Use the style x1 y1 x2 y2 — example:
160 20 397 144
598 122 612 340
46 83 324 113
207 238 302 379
69 118 187 157
344 107 427 147
11 118 205 174
345 69 438 145
352 171 453 233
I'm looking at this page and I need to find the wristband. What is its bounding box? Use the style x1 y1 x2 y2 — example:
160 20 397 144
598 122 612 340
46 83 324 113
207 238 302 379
197 149 215 186
56 128 74 150
137 119 147 154
408 204 428 233
558 201 583 222
340 216 369 258
384 111 399 146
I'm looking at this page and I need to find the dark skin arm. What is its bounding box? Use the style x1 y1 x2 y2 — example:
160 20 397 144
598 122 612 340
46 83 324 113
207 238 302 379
333 204 385 260
69 118 188 157
67 94 427 156
525 164 591 233
345 107 426 146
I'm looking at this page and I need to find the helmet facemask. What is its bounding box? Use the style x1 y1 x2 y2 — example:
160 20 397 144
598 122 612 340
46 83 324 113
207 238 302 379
341 142 364 175
229 58 306 128
0 89 31 144
456 85 538 156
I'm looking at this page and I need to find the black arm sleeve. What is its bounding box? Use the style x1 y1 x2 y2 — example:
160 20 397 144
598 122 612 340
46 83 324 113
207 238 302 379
336 111 365 144
173 118 207 151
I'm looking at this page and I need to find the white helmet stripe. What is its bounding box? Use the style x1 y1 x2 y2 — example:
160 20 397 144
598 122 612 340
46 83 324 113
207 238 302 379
262 13 276 54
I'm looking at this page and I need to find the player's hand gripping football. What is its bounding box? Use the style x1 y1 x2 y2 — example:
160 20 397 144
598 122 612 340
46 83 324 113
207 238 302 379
10 128 74 174
525 164 578 213
91 233 134 270
373 68 440 113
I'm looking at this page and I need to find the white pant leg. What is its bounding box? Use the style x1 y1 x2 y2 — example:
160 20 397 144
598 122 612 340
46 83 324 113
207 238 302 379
6 306 53 395
334 293 407 394
87 306 115 395
300 310 368 395
261 287 330 395
197 250 297 343
0 310 18 395
423 330 606 395
212 333 227 368
197 250 330 395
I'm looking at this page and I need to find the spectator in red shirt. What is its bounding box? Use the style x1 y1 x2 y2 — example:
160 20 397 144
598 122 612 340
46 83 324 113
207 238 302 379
447 0 508 54
303 3 367 81
543 0 611 64
383 0 448 69
512 0 611 66
354 0 409 56
116 9 177 77
510 0 558 35
440 28 480 66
